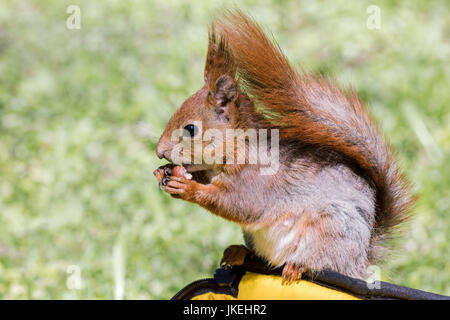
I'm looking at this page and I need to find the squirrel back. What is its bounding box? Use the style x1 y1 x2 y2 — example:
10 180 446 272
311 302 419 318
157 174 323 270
208 11 414 262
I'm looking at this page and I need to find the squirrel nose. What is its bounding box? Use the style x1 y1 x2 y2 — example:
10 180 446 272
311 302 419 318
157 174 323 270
156 147 165 159
156 136 174 162
156 143 170 161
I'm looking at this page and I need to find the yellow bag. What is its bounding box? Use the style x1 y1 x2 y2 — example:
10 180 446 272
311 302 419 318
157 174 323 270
172 254 448 300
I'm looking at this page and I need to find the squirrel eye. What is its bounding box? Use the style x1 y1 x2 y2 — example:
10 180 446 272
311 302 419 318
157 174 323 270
183 124 198 137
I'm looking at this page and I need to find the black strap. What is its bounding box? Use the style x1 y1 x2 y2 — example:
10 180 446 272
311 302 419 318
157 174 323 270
171 253 449 300
239 254 450 300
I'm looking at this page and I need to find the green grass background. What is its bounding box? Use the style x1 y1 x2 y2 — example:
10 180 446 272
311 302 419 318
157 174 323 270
0 0 448 299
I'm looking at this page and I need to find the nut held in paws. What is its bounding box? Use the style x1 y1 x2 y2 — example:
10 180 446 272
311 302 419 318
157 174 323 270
172 166 192 180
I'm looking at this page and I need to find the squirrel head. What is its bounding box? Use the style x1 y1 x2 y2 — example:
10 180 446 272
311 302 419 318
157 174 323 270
156 31 246 171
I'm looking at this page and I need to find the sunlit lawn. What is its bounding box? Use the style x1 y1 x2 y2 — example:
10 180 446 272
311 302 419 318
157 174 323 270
0 0 448 298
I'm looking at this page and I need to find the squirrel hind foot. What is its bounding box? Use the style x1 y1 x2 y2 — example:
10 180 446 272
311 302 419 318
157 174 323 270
281 263 306 285
220 244 251 267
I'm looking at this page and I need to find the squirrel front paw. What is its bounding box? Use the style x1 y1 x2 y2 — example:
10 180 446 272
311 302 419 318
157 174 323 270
154 164 219 209
153 164 175 189
153 164 194 191
154 165 197 200
163 176 198 201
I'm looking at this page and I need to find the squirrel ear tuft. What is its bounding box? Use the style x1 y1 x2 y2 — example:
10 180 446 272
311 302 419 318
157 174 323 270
204 26 236 89
213 74 237 106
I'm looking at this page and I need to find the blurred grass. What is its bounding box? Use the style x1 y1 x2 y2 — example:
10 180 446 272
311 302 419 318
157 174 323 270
0 0 448 299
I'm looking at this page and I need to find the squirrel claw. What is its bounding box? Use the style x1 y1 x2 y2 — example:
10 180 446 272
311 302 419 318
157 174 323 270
281 263 306 285
161 176 170 186
163 165 174 176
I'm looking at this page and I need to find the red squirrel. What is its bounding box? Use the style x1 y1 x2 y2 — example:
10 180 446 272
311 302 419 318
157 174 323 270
154 11 414 281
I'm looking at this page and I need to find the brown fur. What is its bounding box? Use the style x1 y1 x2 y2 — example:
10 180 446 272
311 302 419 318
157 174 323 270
207 11 414 261
155 10 414 278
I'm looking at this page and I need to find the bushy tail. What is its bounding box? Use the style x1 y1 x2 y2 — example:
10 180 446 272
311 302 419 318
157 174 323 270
212 10 414 260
